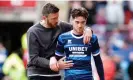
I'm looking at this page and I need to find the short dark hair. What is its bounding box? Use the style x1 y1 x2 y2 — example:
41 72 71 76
42 3 59 16
71 7 88 19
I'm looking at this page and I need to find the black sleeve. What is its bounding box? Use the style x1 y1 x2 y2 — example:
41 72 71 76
93 55 105 80
59 21 72 33
27 31 50 68
128 62 133 79
91 36 100 55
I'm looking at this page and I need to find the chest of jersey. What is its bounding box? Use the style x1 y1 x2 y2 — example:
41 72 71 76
60 37 93 74
63 38 92 60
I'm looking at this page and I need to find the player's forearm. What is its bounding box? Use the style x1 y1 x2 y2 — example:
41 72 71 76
93 55 105 80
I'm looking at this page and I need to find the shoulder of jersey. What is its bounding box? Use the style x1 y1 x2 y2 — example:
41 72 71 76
91 34 98 42
59 31 71 37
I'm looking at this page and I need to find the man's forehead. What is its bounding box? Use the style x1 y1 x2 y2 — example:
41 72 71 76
48 12 59 17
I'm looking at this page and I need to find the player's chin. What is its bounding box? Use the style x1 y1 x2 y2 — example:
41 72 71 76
78 31 83 34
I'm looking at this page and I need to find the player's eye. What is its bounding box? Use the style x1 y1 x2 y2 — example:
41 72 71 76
81 21 85 24
76 21 79 24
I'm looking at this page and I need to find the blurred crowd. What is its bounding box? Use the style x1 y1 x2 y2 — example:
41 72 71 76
0 1 133 80
67 1 133 80
0 34 27 80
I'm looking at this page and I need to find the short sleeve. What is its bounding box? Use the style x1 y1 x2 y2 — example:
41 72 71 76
55 35 65 56
91 35 100 56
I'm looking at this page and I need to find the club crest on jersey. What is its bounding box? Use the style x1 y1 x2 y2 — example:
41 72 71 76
67 40 72 44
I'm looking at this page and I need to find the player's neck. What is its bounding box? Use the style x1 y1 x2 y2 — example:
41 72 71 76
71 30 83 39
72 30 83 36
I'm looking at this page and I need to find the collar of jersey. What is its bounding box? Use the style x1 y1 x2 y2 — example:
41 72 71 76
71 30 83 39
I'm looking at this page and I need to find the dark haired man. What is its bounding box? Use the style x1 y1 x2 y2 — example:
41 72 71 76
27 3 92 80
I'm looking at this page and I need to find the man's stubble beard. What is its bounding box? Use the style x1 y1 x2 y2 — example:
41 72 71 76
47 20 57 28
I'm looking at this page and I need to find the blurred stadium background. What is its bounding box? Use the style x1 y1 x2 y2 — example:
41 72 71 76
0 0 133 80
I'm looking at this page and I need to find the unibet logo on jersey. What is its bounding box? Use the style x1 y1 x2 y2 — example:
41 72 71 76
68 47 88 57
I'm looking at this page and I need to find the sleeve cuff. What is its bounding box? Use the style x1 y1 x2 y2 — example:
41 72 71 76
92 52 100 56
55 52 64 56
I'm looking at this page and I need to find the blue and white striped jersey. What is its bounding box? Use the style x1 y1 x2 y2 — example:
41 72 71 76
55 30 100 80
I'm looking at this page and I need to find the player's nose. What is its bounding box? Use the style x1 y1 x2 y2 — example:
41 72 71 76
78 23 82 28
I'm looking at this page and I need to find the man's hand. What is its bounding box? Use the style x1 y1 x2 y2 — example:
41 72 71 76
83 27 92 44
58 57 74 70
49 57 74 71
